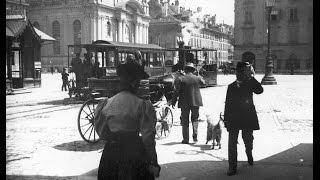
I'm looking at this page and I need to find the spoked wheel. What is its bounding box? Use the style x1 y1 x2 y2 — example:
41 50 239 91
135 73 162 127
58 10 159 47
77 99 100 143
156 106 173 138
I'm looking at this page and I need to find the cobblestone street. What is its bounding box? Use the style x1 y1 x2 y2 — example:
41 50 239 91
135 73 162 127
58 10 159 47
6 73 313 179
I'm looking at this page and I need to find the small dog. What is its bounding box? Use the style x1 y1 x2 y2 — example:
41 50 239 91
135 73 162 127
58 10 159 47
206 112 223 149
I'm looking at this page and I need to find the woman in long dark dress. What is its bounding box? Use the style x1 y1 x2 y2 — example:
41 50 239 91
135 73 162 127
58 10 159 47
95 60 160 180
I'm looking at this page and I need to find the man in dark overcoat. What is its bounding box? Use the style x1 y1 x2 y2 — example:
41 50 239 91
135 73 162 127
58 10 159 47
173 56 205 144
223 61 263 176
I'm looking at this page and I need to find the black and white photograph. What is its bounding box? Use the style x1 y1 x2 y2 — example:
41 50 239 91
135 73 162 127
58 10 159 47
6 0 313 179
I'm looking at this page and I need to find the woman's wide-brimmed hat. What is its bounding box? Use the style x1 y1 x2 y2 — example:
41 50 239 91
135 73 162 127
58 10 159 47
117 62 149 80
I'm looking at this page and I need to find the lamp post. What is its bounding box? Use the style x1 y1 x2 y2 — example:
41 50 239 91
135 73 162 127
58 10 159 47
177 36 185 66
261 0 277 85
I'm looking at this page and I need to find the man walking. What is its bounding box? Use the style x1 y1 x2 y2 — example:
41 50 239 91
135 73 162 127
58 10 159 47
223 61 263 176
50 60 54 75
173 55 205 144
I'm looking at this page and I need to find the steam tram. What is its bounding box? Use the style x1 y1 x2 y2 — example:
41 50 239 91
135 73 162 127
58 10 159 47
67 40 217 143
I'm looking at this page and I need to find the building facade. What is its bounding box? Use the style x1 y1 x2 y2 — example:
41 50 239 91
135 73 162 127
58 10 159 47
26 0 151 72
234 0 313 74
149 0 234 66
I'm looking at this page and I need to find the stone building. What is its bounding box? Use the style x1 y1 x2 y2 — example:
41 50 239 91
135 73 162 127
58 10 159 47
234 0 313 74
148 0 234 66
26 0 151 72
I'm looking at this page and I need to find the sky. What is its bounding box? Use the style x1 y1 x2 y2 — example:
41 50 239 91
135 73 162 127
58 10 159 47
178 0 235 25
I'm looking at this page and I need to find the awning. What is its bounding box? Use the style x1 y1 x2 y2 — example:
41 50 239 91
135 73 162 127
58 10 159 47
34 27 56 42
6 27 14 37
6 19 27 37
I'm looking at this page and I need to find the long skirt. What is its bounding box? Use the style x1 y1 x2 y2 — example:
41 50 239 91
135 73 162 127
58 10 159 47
98 133 154 180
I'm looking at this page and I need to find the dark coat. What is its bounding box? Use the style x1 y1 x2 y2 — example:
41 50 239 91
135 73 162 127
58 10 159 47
224 77 263 131
174 73 205 108
61 72 69 82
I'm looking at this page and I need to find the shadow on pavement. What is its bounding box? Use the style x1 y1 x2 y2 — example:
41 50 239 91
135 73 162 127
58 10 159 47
36 98 84 106
161 142 218 151
53 140 105 152
6 175 77 180
189 143 217 151
7 143 313 180
258 143 313 167
175 149 227 161
161 142 183 146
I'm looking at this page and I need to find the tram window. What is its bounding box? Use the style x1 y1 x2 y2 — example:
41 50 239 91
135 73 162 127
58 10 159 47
97 52 103 65
149 53 162 67
107 51 115 67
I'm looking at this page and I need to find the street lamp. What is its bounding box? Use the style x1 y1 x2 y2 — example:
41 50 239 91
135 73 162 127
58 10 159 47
177 36 185 66
261 0 277 85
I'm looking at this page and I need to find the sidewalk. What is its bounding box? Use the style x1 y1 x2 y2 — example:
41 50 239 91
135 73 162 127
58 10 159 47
6 74 313 180
78 74 313 180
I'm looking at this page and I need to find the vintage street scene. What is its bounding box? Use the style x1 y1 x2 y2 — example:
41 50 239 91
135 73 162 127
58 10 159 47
6 0 313 179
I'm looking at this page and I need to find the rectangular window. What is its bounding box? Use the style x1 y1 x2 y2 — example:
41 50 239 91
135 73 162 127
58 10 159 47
244 11 253 24
271 14 277 21
289 8 298 23
270 27 278 43
243 29 254 44
288 27 298 43
270 10 279 22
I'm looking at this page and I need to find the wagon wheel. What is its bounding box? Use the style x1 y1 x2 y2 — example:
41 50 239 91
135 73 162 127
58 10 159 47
77 99 100 143
156 106 173 138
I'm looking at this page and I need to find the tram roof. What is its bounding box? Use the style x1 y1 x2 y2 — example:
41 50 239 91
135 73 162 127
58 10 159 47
68 40 165 52
164 48 218 52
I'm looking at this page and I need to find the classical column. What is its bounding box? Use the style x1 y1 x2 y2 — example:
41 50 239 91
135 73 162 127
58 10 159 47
122 20 125 42
134 23 137 43
98 16 102 40
118 19 122 42
92 16 96 41
95 13 99 41
146 25 149 44
139 24 143 43
136 23 140 43
141 24 145 44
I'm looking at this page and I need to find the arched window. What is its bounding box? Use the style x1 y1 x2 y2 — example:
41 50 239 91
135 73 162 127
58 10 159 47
52 20 60 55
73 20 81 54
33 21 40 29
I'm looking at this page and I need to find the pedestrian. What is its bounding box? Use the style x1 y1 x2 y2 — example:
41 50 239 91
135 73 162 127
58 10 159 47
50 60 54 75
223 61 264 176
61 67 69 91
172 60 184 73
173 54 205 144
94 61 160 180
222 64 227 75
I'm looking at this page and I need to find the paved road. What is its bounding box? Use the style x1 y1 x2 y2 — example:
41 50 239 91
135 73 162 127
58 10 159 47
6 73 313 179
